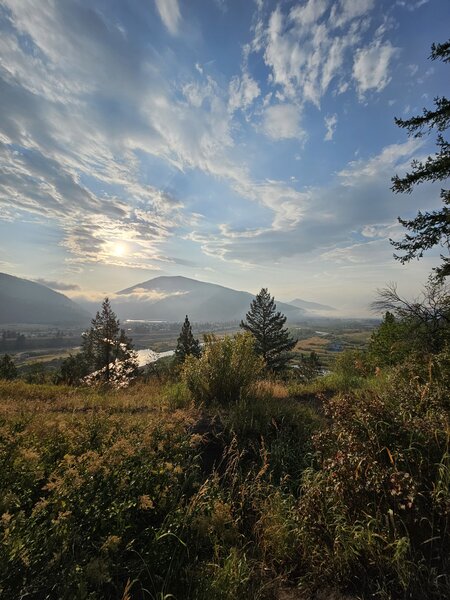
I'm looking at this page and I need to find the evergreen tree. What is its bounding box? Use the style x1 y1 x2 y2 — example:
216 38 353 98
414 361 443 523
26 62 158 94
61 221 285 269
81 298 138 385
0 354 17 380
240 288 295 371
391 39 450 280
174 315 201 363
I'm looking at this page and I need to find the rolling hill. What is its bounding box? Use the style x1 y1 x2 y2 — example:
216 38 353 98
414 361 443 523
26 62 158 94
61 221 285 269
114 276 306 323
0 273 91 325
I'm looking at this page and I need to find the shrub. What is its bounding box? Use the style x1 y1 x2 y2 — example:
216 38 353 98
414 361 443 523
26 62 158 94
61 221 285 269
55 353 90 386
164 381 192 410
0 400 200 600
0 354 17 380
295 355 450 599
333 348 373 379
182 333 265 406
224 391 323 488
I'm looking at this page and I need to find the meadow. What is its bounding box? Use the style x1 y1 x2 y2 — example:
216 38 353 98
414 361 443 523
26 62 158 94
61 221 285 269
0 344 448 599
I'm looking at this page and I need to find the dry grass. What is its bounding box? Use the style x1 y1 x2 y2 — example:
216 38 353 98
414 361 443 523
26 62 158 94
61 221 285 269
339 331 372 344
254 380 290 399
294 337 329 351
0 379 181 415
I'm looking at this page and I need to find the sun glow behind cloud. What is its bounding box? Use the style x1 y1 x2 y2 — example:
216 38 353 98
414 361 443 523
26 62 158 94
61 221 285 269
112 243 128 258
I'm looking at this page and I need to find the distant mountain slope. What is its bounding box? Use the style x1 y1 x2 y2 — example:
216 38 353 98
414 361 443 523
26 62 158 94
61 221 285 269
115 276 306 323
0 273 91 325
289 298 335 312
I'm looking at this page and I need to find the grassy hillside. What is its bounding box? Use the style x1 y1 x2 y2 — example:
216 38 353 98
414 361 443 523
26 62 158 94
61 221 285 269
0 355 448 599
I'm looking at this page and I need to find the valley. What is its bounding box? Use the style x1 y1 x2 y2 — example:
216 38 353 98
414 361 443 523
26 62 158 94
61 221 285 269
2 317 378 378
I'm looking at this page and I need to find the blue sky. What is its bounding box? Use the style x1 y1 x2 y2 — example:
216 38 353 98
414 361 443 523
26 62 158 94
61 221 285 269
0 0 448 315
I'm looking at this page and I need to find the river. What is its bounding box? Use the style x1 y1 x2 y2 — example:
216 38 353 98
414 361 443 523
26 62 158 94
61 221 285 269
136 348 174 367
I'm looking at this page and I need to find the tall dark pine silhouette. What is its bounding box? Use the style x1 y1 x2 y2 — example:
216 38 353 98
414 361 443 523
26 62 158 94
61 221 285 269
240 288 295 371
82 297 135 382
391 39 450 280
174 315 201 363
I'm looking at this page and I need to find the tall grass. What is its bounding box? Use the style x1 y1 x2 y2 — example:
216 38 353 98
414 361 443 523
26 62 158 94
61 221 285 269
0 349 448 599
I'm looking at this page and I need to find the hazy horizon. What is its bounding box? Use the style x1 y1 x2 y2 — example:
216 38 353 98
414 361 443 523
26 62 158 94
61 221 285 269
1 0 448 316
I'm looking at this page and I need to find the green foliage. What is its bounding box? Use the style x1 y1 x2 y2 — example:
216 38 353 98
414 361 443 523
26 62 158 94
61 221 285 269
0 398 200 600
295 355 450 598
23 362 50 384
334 348 373 378
288 370 371 397
368 311 410 366
144 356 178 383
164 381 193 410
56 352 90 386
296 350 322 381
195 547 255 600
240 288 295 371
182 333 265 406
1 316 448 599
0 354 17 380
224 391 323 488
391 39 450 280
372 279 450 357
174 315 201 364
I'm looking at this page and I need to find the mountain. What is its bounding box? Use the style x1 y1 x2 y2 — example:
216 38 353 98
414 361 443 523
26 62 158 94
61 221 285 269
0 273 91 325
114 276 306 323
289 298 336 312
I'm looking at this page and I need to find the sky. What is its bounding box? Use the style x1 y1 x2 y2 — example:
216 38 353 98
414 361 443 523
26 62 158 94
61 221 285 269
0 0 449 316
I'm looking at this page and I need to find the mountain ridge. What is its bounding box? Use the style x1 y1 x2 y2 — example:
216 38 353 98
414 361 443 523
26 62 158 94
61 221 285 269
114 275 306 323
0 272 91 325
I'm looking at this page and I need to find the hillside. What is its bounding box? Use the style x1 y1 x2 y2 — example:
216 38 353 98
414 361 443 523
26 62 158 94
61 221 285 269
0 272 91 325
114 275 306 322
289 297 335 312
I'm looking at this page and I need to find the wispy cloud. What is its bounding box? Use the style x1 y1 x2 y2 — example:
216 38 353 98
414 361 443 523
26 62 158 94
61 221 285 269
324 113 338 141
330 0 375 28
118 288 189 301
395 0 430 11
263 104 305 140
187 138 432 265
353 40 399 98
228 71 260 113
154 0 181 35
0 0 234 269
256 2 370 106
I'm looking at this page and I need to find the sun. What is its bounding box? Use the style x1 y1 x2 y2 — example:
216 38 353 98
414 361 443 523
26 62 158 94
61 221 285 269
113 243 127 257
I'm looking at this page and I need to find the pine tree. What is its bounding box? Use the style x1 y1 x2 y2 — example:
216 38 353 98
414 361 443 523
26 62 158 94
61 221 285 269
391 39 450 280
174 315 201 363
240 288 295 371
81 298 137 385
